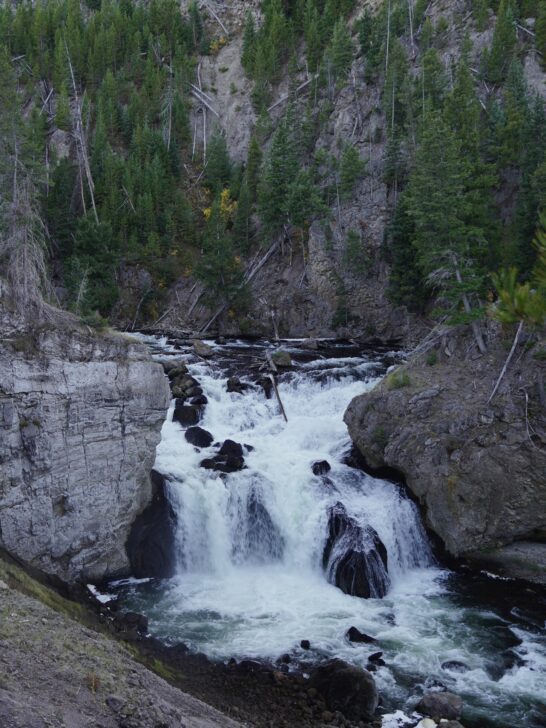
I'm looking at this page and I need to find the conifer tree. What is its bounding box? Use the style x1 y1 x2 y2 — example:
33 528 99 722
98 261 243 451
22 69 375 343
326 18 354 81
246 135 263 202
205 133 232 193
407 111 487 337
484 0 517 84
56 83 71 131
242 11 257 75
339 144 365 199
537 1 546 67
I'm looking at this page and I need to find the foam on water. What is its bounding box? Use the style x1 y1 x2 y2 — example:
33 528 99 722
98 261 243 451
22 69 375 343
119 336 546 728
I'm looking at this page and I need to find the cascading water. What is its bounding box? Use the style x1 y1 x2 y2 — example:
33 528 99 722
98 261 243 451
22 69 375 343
113 336 546 728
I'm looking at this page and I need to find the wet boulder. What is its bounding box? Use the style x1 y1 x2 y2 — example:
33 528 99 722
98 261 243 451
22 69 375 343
172 404 200 426
300 640 311 650
126 470 176 578
416 691 463 721
219 439 244 458
309 659 378 721
323 503 390 599
190 395 208 406
167 364 188 379
227 377 250 394
257 376 273 399
441 660 470 673
185 427 214 448
271 350 292 368
312 460 331 476
114 611 149 638
200 454 245 473
185 386 203 398
346 627 377 644
193 340 214 358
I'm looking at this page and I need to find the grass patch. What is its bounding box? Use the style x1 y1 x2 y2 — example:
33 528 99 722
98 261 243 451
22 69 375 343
372 426 389 448
385 369 411 390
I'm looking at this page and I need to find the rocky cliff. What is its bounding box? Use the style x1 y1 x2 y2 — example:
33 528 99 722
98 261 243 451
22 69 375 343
0 325 170 582
344 325 546 583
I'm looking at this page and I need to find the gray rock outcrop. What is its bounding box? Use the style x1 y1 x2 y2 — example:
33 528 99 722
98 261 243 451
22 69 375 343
344 328 546 578
0 327 170 582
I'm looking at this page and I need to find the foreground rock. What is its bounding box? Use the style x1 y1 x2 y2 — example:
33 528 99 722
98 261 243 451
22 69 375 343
193 339 214 357
0 556 241 728
323 502 390 598
309 659 378 721
416 691 463 721
0 328 169 582
466 541 546 585
344 327 546 570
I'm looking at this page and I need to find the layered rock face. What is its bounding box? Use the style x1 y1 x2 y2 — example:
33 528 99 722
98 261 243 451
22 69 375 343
344 328 546 580
0 327 169 582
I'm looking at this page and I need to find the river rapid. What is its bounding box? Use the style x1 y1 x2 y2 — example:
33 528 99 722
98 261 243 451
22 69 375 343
111 335 546 728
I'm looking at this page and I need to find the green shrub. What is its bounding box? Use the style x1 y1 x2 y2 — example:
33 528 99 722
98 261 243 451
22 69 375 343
372 426 389 448
385 369 411 389
426 351 438 366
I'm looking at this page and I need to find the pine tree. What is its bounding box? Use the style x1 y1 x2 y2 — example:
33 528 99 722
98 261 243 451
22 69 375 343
484 0 517 84
241 11 257 74
246 135 263 202
233 177 252 253
205 133 232 192
339 144 365 199
537 1 546 68
55 83 71 131
407 111 487 329
326 18 354 81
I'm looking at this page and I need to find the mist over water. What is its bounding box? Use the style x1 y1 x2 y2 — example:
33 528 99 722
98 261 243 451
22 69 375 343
116 336 546 728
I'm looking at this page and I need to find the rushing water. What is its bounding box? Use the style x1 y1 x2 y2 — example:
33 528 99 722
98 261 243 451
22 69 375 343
112 336 546 728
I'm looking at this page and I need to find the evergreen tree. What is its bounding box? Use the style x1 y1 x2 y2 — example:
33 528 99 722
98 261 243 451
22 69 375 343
326 18 354 81
484 0 517 83
339 144 365 199
537 1 546 67
205 133 232 192
55 83 71 131
406 111 487 324
246 135 263 202
241 11 257 74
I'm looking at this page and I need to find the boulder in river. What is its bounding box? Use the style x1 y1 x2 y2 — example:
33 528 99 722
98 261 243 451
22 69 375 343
192 340 214 358
167 364 189 380
416 691 463 721
226 377 250 394
113 611 149 638
323 503 390 598
300 640 311 650
271 350 292 367
441 660 469 673
309 659 378 721
200 454 245 473
219 439 244 458
257 376 273 399
185 427 214 448
190 395 208 406
173 404 200 427
346 626 377 644
312 460 331 476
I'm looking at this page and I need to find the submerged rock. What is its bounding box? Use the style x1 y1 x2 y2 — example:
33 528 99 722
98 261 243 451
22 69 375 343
227 376 250 394
271 350 292 368
193 340 214 358
173 404 200 426
312 460 331 476
200 455 245 473
185 427 214 448
300 640 311 650
323 503 390 599
416 691 463 721
309 659 378 721
257 376 273 399
346 626 376 644
126 470 177 579
219 439 244 458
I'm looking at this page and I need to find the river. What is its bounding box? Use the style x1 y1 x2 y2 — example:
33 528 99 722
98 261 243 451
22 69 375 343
111 335 546 728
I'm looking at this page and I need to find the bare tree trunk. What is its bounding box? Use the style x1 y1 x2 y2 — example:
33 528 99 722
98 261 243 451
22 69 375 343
488 321 524 403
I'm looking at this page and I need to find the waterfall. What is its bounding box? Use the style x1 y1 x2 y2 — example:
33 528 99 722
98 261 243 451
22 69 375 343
155 345 432 591
114 337 546 728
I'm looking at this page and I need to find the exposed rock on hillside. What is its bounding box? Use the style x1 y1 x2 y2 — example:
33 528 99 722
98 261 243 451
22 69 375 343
344 327 546 580
0 326 170 582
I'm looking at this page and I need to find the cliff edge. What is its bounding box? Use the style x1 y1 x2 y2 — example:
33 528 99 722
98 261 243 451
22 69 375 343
0 325 170 582
344 326 546 583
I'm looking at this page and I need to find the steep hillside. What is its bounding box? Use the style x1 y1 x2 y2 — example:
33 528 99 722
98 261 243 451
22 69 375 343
3 0 546 341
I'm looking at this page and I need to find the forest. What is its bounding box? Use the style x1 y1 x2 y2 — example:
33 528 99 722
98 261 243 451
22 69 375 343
1 0 546 332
